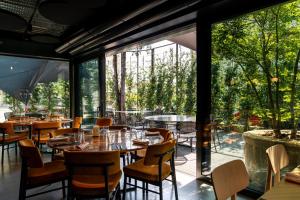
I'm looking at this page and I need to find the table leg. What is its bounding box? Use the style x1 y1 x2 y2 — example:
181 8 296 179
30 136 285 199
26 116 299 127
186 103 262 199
28 125 32 139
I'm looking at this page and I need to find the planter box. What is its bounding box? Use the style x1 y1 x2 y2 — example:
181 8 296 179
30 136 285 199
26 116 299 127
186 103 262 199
243 130 300 192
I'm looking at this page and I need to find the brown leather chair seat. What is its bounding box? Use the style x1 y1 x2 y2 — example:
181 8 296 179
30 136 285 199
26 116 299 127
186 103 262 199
124 159 171 182
123 139 178 200
32 135 50 144
0 122 29 164
0 133 27 143
27 160 67 186
71 171 122 196
19 139 67 200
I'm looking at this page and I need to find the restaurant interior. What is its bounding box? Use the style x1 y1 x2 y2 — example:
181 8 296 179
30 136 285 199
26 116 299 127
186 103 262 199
0 0 299 200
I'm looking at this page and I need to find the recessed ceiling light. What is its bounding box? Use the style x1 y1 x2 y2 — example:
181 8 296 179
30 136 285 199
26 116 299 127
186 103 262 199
10 66 14 70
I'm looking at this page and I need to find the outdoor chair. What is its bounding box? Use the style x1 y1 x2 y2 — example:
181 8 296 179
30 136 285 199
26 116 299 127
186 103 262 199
265 144 289 191
18 139 67 200
96 117 113 127
176 121 196 152
72 116 82 129
211 160 249 200
64 150 122 200
123 139 178 200
0 122 27 164
32 121 61 149
211 121 221 152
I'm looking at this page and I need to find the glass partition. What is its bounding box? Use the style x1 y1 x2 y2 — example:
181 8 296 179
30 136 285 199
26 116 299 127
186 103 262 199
79 59 99 128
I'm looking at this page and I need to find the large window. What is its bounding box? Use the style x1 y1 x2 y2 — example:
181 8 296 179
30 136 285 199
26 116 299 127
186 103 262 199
0 55 69 121
105 40 196 115
211 0 300 192
79 59 100 128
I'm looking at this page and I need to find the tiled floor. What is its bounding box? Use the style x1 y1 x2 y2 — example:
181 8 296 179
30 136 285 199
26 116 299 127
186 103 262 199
0 143 254 200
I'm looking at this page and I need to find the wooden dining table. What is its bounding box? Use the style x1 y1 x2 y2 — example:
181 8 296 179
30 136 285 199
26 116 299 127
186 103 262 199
259 179 300 200
48 130 164 152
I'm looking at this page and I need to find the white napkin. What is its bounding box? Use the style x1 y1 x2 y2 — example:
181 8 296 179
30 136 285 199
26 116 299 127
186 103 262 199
77 142 89 150
285 167 300 184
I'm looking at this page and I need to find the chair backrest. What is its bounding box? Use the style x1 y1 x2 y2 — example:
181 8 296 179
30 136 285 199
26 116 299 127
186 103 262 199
0 122 15 135
51 128 79 137
19 139 44 168
72 117 82 128
178 121 196 133
147 128 172 142
211 160 249 200
64 151 121 176
96 117 113 127
144 139 176 166
33 121 61 135
265 144 289 190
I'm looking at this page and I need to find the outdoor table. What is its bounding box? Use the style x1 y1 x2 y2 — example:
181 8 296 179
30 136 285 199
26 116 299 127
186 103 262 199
47 130 164 152
144 115 196 123
114 110 153 115
259 179 300 200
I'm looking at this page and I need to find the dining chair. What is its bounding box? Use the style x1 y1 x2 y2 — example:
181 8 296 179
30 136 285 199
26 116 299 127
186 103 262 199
123 139 178 200
18 139 67 200
0 122 27 164
64 150 122 200
130 128 172 161
32 121 61 149
176 121 196 154
211 160 249 200
265 144 289 191
72 116 82 129
96 117 113 127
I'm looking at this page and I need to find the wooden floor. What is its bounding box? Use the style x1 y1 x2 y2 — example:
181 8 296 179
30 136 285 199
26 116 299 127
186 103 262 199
0 145 254 200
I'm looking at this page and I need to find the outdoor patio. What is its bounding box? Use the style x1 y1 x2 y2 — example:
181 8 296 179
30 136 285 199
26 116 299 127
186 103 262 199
176 130 244 177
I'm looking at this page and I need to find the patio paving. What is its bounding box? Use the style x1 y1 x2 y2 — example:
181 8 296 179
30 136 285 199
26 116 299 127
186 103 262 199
175 131 245 177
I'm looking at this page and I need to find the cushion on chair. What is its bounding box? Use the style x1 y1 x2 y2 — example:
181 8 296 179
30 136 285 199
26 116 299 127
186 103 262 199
27 160 67 186
71 171 122 196
123 159 171 182
0 133 27 143
32 135 51 144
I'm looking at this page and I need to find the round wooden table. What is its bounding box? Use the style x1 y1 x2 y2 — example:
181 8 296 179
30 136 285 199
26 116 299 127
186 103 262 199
48 130 164 152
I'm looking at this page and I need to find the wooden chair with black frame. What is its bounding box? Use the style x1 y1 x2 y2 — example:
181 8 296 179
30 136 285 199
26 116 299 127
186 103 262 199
31 121 61 150
18 139 67 200
0 122 27 164
123 139 178 200
64 150 122 200
130 128 172 162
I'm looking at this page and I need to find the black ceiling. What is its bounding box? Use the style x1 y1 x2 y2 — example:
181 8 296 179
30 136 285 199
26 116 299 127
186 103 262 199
0 0 290 59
